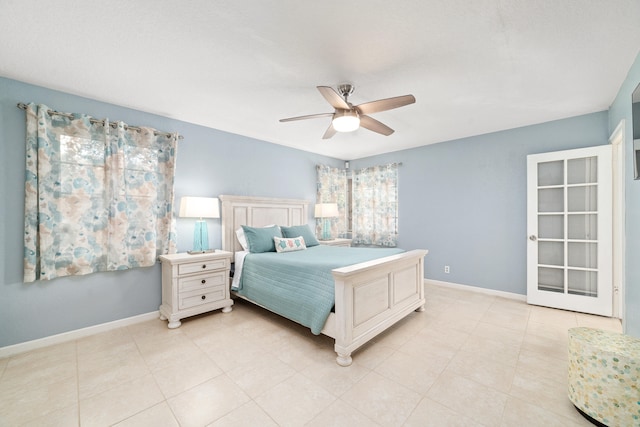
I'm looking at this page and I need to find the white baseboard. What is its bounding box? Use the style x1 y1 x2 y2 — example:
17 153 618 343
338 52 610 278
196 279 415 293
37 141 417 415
0 311 160 359
424 279 527 302
1 281 525 359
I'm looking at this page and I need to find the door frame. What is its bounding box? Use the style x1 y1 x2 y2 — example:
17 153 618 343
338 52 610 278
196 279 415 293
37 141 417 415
610 119 625 323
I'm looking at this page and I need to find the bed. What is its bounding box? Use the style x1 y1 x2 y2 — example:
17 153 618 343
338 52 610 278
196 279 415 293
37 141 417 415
220 195 428 366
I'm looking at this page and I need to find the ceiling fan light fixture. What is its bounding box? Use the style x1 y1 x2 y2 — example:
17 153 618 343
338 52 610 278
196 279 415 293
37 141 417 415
280 85 415 138
332 110 360 132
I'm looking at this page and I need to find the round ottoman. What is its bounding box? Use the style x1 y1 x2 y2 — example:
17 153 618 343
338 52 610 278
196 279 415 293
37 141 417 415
568 327 640 426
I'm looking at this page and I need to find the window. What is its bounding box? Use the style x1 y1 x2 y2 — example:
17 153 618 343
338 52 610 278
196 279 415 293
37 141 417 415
347 177 353 234
352 163 399 246
316 163 399 246
23 104 177 282
316 165 348 238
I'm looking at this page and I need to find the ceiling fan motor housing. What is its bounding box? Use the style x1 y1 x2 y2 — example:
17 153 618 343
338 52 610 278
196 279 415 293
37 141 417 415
338 83 355 101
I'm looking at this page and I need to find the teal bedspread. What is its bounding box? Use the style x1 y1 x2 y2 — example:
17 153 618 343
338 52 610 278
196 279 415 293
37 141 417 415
236 245 405 334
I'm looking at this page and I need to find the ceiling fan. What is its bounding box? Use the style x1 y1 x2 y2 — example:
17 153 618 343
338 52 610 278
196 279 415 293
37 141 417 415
279 84 416 139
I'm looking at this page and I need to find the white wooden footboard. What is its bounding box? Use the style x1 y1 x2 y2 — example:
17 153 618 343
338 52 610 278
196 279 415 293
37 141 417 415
328 249 428 366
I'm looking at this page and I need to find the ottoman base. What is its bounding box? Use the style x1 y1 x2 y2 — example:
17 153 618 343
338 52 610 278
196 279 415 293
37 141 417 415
574 405 608 427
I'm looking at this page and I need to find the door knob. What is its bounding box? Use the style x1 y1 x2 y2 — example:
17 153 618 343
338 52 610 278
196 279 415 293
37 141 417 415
529 235 537 241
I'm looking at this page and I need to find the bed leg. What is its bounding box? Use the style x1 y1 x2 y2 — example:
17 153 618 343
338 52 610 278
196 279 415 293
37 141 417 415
336 352 353 367
415 304 425 312
167 320 181 329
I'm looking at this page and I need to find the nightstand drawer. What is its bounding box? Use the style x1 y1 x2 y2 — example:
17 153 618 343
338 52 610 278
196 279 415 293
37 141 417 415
178 258 227 275
178 271 227 293
179 285 226 310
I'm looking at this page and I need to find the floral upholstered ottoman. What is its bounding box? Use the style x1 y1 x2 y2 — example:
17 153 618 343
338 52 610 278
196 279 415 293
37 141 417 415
568 327 640 426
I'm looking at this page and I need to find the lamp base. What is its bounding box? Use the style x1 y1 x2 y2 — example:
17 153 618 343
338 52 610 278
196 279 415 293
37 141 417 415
321 218 332 240
192 219 209 253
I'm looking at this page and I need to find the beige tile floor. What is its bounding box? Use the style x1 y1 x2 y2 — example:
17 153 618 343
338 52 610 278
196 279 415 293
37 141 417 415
0 283 623 427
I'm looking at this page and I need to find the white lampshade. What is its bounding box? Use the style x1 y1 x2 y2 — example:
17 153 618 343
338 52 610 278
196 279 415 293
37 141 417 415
179 197 220 219
332 110 360 132
314 203 339 218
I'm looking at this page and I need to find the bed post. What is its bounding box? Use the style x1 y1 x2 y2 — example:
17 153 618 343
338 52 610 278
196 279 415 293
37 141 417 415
334 274 354 366
416 255 426 312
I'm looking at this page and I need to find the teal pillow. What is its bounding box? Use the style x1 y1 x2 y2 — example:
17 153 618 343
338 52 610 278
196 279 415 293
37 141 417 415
280 225 320 247
241 225 282 253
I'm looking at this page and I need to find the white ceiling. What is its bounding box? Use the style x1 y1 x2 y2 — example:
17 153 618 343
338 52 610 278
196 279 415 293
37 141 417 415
2 1 640 160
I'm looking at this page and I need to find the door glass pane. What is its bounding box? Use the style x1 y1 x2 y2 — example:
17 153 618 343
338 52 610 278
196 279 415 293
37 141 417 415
568 270 597 297
538 160 563 186
538 215 563 239
538 267 564 293
568 214 597 240
538 188 564 212
568 242 597 268
568 186 597 212
538 241 564 266
568 157 597 184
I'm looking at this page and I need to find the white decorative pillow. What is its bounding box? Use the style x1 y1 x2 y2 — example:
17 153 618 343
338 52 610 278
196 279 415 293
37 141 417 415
274 236 307 253
235 227 249 251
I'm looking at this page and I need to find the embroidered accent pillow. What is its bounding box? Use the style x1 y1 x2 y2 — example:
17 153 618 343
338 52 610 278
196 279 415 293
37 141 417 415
274 236 307 253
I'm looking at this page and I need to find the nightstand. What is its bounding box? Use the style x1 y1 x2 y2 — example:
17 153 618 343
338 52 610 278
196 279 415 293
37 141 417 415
319 238 352 247
158 250 233 328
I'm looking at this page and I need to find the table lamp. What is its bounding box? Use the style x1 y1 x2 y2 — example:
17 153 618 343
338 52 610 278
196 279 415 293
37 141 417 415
314 203 339 240
179 196 220 254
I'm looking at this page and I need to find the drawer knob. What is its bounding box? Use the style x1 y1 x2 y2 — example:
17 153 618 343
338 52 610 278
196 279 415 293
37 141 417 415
202 264 206 269
201 295 206 300
201 279 206 284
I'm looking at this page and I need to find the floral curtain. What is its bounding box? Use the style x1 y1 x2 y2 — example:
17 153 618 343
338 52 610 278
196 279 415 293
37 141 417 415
352 163 399 246
23 103 177 282
316 164 347 238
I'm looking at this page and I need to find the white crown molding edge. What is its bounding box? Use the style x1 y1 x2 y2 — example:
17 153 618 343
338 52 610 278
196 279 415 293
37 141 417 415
424 279 527 302
0 311 160 359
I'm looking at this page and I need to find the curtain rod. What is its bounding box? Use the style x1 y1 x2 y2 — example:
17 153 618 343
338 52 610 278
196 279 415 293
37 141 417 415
344 162 403 169
17 103 183 140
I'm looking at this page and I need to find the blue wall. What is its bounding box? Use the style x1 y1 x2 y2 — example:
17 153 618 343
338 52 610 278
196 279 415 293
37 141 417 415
609 50 640 337
351 112 609 296
0 77 342 347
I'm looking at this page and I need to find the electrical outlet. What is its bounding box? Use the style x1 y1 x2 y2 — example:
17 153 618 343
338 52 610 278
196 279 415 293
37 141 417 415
444 265 450 274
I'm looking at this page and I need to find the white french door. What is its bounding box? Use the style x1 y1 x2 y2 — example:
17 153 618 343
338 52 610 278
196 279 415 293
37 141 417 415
527 145 612 316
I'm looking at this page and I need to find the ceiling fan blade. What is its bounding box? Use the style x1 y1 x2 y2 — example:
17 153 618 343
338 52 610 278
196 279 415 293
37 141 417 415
359 115 394 136
317 86 350 110
322 122 337 139
279 112 334 122
356 94 416 115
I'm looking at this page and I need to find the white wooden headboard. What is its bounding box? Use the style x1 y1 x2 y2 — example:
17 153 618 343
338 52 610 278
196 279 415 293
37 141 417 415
219 195 310 256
